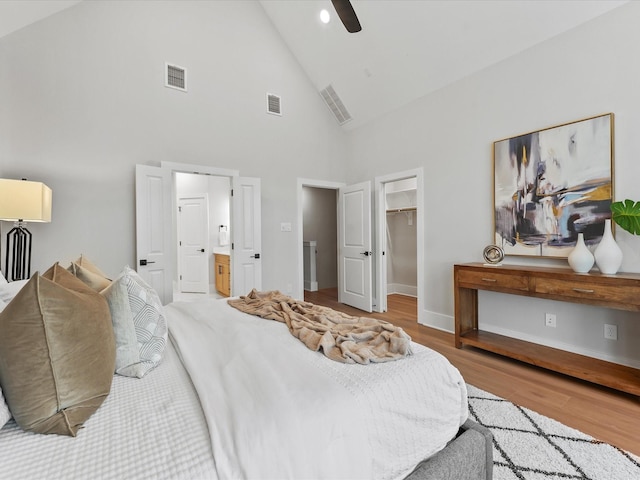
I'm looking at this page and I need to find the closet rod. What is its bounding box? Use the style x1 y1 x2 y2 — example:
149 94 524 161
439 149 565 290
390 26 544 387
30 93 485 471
386 207 417 214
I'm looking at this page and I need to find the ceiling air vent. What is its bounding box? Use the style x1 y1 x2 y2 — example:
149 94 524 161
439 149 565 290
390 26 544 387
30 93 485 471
165 63 187 92
320 84 352 125
267 93 281 116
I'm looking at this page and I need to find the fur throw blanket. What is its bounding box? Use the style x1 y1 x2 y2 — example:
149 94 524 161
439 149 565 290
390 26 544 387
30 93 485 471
228 289 412 364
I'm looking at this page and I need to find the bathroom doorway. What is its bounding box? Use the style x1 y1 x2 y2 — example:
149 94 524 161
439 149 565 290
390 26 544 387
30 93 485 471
174 172 231 299
302 186 338 294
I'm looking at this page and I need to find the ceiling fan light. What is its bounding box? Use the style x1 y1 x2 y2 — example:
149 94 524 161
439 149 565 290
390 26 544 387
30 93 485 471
320 9 330 24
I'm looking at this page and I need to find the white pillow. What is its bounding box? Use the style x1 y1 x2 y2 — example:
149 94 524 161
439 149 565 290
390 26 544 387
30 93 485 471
101 266 167 378
0 298 5 314
0 280 28 303
0 386 11 429
0 270 7 285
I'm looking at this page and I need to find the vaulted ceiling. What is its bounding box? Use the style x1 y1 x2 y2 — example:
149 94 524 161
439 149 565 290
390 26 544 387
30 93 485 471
0 0 629 130
259 0 628 129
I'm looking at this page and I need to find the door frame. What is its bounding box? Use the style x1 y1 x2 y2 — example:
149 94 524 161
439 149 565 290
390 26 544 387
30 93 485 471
161 162 239 299
296 178 345 301
374 168 424 322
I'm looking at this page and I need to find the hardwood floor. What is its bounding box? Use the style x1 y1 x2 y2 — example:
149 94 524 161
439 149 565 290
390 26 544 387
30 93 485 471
304 288 640 457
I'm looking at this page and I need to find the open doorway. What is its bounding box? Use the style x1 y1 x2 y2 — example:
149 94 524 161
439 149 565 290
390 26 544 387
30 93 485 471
296 178 344 302
136 161 261 305
382 178 418 318
302 186 338 297
375 168 424 324
174 172 230 300
297 172 422 324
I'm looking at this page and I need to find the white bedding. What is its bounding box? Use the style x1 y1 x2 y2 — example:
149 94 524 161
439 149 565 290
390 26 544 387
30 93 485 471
0 337 215 479
0 297 468 480
167 298 468 480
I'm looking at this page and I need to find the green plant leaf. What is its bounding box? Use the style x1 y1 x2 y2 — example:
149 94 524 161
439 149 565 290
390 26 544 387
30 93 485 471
611 199 640 235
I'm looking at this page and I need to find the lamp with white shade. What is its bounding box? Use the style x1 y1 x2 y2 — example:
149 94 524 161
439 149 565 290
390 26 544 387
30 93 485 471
0 178 52 281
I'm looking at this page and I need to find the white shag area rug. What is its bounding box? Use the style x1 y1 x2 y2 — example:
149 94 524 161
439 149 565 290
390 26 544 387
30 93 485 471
467 384 640 480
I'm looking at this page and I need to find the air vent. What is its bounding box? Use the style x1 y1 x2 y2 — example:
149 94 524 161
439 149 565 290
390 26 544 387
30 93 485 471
267 93 281 116
165 63 187 92
319 84 352 125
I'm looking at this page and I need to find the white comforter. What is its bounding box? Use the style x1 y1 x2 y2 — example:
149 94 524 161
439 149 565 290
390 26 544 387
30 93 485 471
167 298 468 480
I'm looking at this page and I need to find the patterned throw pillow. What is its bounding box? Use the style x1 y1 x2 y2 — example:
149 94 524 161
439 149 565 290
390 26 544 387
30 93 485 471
101 266 167 378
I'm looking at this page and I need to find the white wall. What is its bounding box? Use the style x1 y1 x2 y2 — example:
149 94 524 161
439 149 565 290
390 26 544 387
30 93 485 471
347 2 640 367
0 0 348 295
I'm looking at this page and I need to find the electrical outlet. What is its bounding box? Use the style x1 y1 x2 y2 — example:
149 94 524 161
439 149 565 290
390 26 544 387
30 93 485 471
545 313 556 328
604 324 618 340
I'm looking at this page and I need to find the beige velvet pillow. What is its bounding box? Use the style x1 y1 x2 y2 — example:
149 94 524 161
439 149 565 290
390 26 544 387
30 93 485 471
74 254 109 278
68 254 111 292
68 262 111 291
0 264 115 436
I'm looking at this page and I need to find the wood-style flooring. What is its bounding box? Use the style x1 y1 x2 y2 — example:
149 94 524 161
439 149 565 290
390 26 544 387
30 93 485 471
304 288 640 457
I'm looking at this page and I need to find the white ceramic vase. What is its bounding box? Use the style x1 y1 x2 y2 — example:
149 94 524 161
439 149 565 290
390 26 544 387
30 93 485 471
567 233 594 273
594 219 623 275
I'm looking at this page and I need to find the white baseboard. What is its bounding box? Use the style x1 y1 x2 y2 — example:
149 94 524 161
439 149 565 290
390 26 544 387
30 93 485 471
419 309 454 332
387 283 417 297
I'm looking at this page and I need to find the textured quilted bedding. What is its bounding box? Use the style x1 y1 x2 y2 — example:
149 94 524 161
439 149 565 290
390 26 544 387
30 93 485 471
0 339 216 479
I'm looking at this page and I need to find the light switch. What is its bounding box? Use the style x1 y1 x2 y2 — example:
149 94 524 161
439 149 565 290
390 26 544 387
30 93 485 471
280 222 292 232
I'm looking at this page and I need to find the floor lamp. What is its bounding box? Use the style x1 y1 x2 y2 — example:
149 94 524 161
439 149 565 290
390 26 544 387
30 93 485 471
0 179 52 281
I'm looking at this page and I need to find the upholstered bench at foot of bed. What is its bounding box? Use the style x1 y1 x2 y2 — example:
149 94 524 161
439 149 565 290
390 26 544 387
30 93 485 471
405 419 493 480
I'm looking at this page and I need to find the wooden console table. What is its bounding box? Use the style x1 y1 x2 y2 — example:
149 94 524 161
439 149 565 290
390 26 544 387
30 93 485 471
454 263 640 396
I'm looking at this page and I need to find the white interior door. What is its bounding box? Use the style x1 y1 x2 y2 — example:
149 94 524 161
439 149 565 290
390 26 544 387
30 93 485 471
178 196 209 293
338 181 372 312
135 164 172 305
232 176 262 296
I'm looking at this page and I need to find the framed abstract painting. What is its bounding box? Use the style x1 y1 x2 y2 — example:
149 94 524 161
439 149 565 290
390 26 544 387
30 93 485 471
493 113 614 258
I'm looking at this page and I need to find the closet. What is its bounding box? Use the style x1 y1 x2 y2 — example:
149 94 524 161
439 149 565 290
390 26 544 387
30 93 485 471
385 179 417 297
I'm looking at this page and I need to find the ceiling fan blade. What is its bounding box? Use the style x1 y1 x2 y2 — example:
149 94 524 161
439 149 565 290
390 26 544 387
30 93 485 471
331 0 362 33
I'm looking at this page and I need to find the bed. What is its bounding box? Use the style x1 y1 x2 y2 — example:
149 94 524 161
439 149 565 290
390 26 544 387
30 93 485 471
0 261 492 480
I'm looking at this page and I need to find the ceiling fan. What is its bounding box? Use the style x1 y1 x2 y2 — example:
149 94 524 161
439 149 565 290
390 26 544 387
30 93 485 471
331 0 362 33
